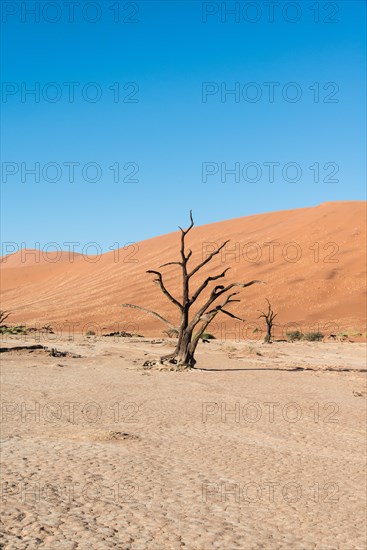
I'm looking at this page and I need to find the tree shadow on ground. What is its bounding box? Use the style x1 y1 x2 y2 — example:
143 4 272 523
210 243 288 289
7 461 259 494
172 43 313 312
199 366 366 373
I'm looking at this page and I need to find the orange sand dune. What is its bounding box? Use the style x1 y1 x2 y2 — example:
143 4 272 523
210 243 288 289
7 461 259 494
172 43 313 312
1 201 366 336
0 248 85 268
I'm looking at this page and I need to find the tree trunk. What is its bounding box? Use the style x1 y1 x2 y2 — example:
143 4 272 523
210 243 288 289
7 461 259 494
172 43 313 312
175 306 189 354
174 327 196 368
264 322 272 343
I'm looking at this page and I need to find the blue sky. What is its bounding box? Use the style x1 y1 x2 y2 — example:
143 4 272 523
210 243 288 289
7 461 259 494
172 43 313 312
1 0 366 252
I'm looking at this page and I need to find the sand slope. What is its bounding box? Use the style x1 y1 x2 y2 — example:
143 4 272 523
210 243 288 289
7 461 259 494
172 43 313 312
1 201 366 336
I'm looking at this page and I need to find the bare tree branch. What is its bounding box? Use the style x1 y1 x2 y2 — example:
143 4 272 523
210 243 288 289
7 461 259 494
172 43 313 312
188 240 230 279
190 267 231 304
190 292 243 350
189 280 264 331
159 261 182 268
219 309 246 322
0 310 11 326
185 249 193 262
146 270 183 310
178 211 195 313
258 298 278 322
121 304 177 330
178 209 194 236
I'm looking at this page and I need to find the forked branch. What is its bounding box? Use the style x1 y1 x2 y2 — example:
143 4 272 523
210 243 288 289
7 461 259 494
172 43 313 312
146 270 183 310
188 240 230 279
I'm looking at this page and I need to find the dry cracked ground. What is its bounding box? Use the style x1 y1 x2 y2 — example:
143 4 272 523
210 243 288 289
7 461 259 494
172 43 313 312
0 334 366 549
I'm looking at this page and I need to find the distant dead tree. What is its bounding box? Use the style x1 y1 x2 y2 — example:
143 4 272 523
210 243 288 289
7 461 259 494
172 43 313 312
122 212 262 369
258 299 277 343
0 310 11 327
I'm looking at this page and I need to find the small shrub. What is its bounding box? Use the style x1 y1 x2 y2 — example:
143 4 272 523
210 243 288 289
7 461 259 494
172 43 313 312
224 345 237 353
86 330 96 336
287 330 303 342
243 345 261 355
0 325 28 335
200 332 216 341
303 331 324 342
344 331 362 337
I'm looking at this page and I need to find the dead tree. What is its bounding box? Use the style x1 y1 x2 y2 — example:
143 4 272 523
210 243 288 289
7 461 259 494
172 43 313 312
122 212 262 369
0 310 11 327
258 299 277 343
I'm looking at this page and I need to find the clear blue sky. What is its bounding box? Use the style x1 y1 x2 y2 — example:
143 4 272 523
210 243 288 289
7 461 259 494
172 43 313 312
1 0 366 252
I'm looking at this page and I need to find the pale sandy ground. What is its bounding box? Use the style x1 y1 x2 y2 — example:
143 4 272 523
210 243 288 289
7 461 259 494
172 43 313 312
1 334 366 549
